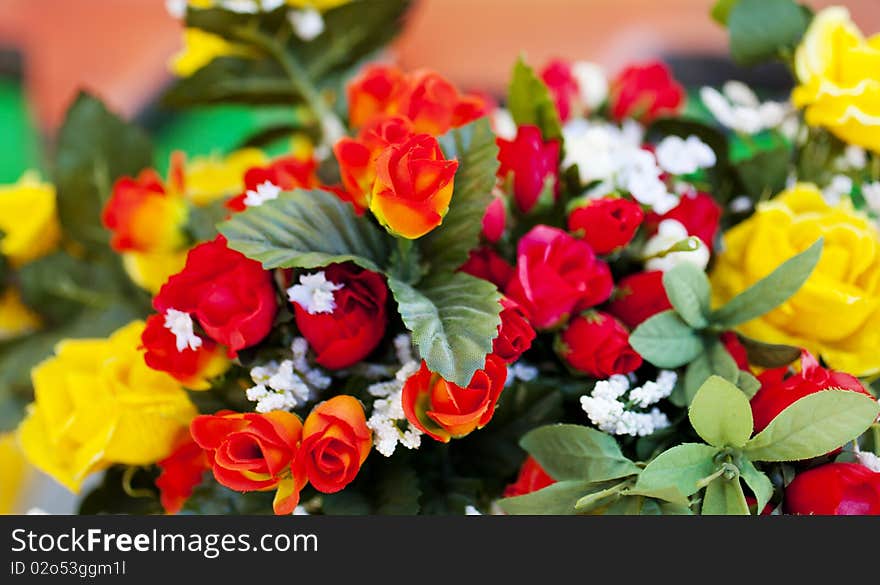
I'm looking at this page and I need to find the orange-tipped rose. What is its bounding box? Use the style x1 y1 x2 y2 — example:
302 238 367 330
347 64 408 129
102 169 188 253
402 355 508 442
333 115 415 210
190 410 306 515
295 396 372 494
369 134 458 239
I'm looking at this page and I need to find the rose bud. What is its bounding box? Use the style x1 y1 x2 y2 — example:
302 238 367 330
506 225 613 330
493 297 536 363
156 433 209 515
402 355 508 442
225 155 319 212
347 63 408 129
458 246 516 291
334 115 415 211
102 169 188 253
288 263 388 370
295 396 372 494
496 125 560 214
452 92 491 128
399 70 462 135
567 197 645 254
503 456 556 497
482 195 507 243
647 191 721 251
609 60 685 123
141 312 230 390
540 58 579 122
785 463 880 515
190 410 307 515
557 311 643 378
607 271 672 329
370 133 458 239
751 350 873 434
154 236 278 355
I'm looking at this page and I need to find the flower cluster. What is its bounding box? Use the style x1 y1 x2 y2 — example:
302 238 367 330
579 372 676 437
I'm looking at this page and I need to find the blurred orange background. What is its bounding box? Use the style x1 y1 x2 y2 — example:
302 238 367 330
0 0 878 132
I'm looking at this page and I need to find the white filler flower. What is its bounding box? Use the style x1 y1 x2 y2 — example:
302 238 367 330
287 271 344 315
163 309 203 352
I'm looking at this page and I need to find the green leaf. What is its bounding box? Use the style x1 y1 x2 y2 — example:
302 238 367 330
373 461 422 515
507 56 563 141
520 424 640 482
737 371 762 398
681 340 739 405
740 459 773 513
734 142 791 200
163 57 299 107
710 238 823 328
737 334 801 368
219 189 392 271
663 262 711 328
629 310 704 368
54 92 153 250
689 376 754 448
701 478 749 515
633 443 720 501
574 481 631 512
745 390 880 461
422 118 499 274
389 273 502 387
728 0 809 66
712 0 739 25
498 480 596 515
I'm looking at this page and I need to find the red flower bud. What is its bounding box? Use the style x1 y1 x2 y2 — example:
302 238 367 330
156 434 209 515
540 59 579 122
503 456 556 497
493 297 536 363
785 463 880 515
496 125 560 214
557 311 643 378
609 60 684 123
482 195 507 243
225 155 319 212
567 197 644 254
458 247 516 291
607 271 672 329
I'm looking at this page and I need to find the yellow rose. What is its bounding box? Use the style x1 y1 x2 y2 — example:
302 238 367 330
169 28 252 78
0 432 31 514
122 250 189 295
792 6 880 152
0 288 42 341
711 183 880 377
0 173 61 268
184 148 268 207
17 321 197 492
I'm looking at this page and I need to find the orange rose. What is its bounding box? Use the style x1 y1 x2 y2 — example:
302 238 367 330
190 410 306 515
295 396 372 494
369 133 458 239
347 64 408 129
401 355 508 442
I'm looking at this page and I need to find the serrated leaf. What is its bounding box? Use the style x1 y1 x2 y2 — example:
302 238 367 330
498 480 597 515
710 238 823 328
740 459 773 513
633 443 719 500
219 189 391 271
689 376 754 448
422 118 499 274
520 424 640 482
701 477 749 515
629 310 704 368
507 56 563 141
745 390 880 461
663 262 711 328
737 334 801 368
389 272 502 387
728 0 809 66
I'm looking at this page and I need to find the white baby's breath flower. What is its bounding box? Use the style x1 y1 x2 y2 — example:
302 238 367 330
163 309 203 352
580 371 676 437
219 0 285 13
491 108 517 141
245 337 330 413
286 271 344 314
823 174 853 205
243 180 281 207
655 135 716 176
643 219 709 272
289 8 324 41
700 82 793 135
571 61 608 110
862 182 880 213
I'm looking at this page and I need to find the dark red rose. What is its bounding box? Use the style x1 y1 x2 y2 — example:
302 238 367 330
493 297 536 363
496 125 560 214
648 191 721 251
458 246 516 291
610 60 685 123
607 271 672 329
540 59 579 122
568 197 645 254
785 463 880 515
557 311 643 377
291 263 388 369
154 236 277 355
506 225 613 330
504 456 556 497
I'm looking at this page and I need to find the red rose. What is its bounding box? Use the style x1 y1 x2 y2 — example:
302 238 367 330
506 225 613 330
347 64 408 129
557 311 643 377
540 59 579 122
503 456 556 497
402 355 508 442
290 263 388 370
190 410 306 515
140 313 229 390
154 236 278 355
610 60 685 123
751 350 873 434
482 195 507 243
785 463 880 515
156 434 209 515
452 92 490 128
720 331 750 371
648 191 721 251
497 125 560 214
607 271 672 329
567 197 645 254
493 297 536 363
294 396 372 494
458 246 516 291
399 70 462 135
226 156 319 212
